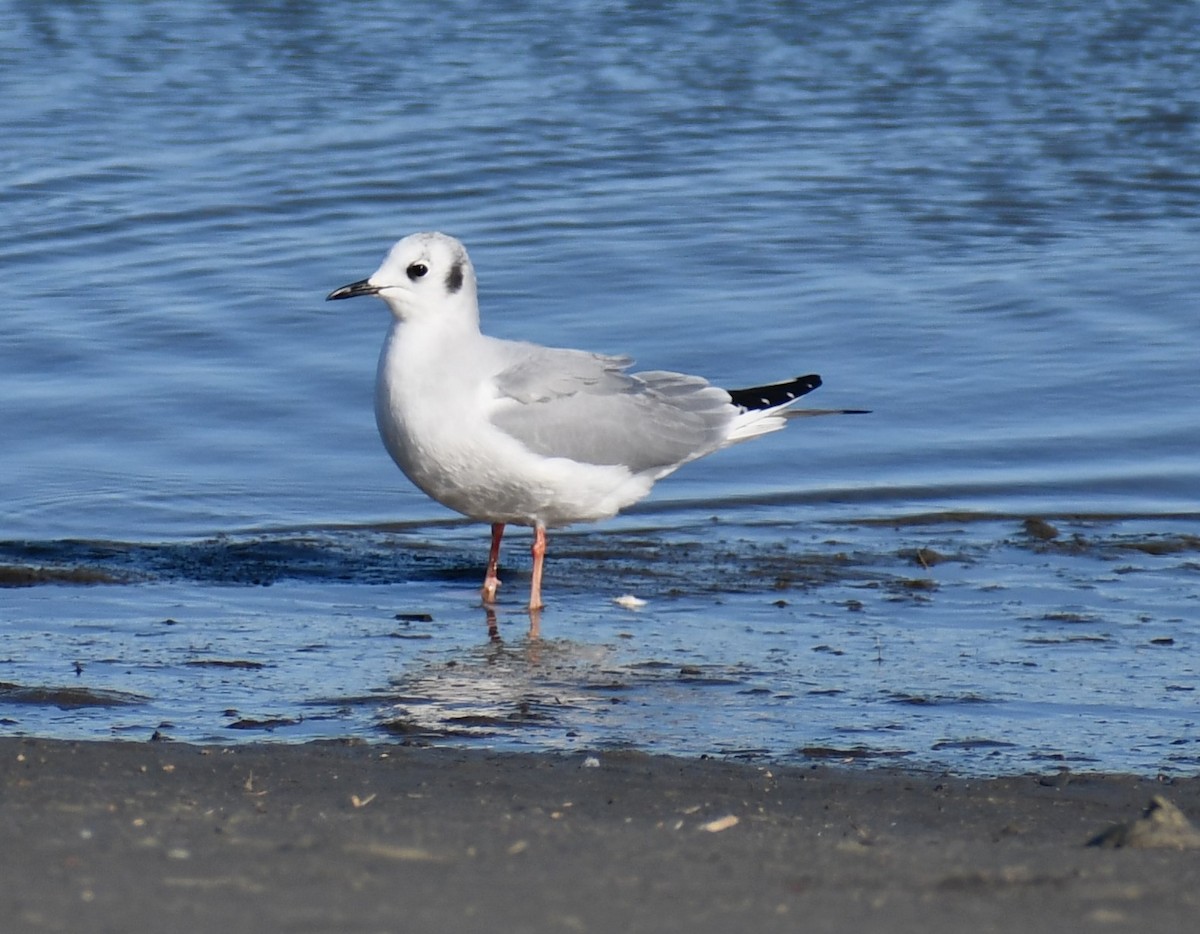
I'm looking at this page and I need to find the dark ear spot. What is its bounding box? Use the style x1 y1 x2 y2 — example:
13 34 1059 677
445 262 464 294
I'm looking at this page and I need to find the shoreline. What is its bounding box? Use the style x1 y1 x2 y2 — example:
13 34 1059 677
2 737 1197 933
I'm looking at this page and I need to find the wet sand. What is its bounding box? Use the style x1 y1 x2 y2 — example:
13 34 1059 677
2 737 1197 933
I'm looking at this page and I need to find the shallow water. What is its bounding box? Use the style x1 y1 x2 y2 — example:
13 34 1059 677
2 1 1198 774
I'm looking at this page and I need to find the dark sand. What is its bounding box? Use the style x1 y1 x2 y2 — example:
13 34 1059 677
2 738 1197 933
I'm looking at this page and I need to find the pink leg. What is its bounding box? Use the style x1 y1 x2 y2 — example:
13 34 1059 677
528 525 547 611
481 522 504 604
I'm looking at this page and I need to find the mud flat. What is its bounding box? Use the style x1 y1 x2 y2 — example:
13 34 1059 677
2 737 1197 933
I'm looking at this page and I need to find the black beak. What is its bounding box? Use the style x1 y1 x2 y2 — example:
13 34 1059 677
326 278 380 301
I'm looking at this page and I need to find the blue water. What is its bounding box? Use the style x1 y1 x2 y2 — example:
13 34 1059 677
2 1 1198 774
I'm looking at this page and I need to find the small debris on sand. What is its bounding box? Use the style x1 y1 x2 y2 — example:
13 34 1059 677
1088 796 1200 849
699 815 739 833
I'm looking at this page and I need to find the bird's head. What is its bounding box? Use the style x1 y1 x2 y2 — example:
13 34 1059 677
327 231 479 327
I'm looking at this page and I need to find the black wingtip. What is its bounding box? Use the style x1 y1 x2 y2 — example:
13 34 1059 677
726 373 822 410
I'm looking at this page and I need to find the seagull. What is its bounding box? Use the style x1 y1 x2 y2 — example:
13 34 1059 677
328 232 860 612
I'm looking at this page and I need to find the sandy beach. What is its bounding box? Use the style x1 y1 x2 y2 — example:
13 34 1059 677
2 736 1197 933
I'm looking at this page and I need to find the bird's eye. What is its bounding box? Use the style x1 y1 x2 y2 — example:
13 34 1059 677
406 262 429 280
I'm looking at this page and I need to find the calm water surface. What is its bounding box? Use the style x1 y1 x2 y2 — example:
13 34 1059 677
2 1 1197 774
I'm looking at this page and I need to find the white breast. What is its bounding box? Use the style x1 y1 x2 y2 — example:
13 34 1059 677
373 323 656 527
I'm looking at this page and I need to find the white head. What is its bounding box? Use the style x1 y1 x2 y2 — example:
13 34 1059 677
327 231 479 326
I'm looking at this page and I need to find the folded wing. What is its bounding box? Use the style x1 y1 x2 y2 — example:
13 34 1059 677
489 345 737 474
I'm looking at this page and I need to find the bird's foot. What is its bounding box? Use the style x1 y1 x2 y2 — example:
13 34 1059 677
481 576 501 605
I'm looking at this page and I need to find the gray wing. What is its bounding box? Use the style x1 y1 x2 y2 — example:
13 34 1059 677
490 344 737 473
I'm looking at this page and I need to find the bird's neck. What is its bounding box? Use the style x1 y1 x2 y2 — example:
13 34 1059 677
379 315 483 385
